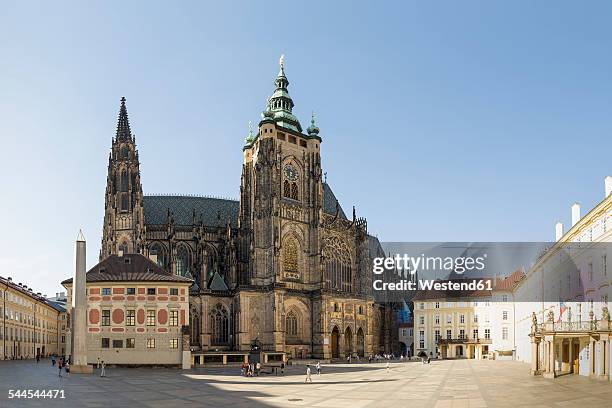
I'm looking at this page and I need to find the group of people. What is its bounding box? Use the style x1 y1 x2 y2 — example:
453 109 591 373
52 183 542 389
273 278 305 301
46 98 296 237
52 355 70 377
241 362 261 377
367 353 396 363
304 362 321 383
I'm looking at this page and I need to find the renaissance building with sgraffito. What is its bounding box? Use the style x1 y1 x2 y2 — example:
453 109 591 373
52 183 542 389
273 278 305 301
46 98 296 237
94 56 397 364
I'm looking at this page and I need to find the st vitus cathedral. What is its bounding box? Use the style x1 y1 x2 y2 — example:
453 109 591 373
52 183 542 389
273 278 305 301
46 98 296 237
100 56 398 359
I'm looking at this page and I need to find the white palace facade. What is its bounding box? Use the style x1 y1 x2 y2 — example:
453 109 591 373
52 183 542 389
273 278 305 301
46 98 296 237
515 176 612 379
413 176 612 381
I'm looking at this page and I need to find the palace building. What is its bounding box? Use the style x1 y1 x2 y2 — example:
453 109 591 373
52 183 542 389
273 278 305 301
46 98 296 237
62 254 192 366
0 276 66 360
516 176 612 379
412 271 524 360
94 56 396 363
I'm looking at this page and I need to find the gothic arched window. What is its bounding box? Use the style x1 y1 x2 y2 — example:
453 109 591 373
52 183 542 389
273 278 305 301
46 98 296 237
286 311 298 336
149 243 166 268
283 238 299 272
120 145 129 159
176 245 191 277
323 237 352 292
120 170 129 192
283 180 290 198
291 183 298 200
210 304 229 344
118 241 128 254
120 193 129 211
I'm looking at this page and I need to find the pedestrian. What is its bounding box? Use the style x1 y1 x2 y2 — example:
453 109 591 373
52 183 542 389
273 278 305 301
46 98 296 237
427 356 431 364
52 355 56 366
240 362 245 376
100 361 106 377
65 362 70 377
316 361 321 375
36 354 40 364
386 361 390 371
305 364 312 383
96 356 101 369
256 362 261 376
58 359 62 377
281 362 285 375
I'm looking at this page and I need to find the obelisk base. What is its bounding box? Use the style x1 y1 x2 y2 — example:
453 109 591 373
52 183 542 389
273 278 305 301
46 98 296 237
70 364 93 374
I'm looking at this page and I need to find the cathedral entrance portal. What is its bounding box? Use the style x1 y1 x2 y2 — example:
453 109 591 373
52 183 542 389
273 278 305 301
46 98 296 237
345 326 353 357
331 326 340 358
357 327 365 357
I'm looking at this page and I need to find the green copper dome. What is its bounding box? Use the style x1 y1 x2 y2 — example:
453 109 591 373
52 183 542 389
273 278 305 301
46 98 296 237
259 55 302 132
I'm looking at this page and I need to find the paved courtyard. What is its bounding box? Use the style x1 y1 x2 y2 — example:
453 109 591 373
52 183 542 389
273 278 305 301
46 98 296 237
1 358 612 407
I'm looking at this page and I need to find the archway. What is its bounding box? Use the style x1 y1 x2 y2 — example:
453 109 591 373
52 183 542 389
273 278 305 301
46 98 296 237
357 327 365 357
456 345 463 357
399 341 407 357
331 326 340 358
344 326 353 357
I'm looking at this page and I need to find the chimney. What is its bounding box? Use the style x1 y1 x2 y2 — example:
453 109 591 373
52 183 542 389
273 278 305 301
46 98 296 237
606 176 612 198
571 203 581 227
555 222 564 241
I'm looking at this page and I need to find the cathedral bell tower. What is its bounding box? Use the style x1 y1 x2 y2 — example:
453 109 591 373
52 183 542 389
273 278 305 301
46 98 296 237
239 56 324 286
100 97 145 260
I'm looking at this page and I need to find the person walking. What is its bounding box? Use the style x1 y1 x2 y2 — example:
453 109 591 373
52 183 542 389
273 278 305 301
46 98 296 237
280 362 285 375
58 359 62 377
316 361 321 375
305 364 312 383
100 361 106 377
96 357 101 369
51 355 56 367
64 362 70 377
36 354 40 364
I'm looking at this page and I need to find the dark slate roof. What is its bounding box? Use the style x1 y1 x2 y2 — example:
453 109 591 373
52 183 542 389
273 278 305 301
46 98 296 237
368 235 386 258
143 195 240 227
208 271 229 291
46 300 67 313
323 183 347 219
143 183 347 226
61 254 193 285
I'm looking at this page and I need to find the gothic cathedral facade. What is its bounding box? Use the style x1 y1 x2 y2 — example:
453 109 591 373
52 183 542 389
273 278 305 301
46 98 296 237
100 58 398 359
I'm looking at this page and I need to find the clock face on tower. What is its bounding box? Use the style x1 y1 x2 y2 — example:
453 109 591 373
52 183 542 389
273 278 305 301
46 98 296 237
284 164 299 181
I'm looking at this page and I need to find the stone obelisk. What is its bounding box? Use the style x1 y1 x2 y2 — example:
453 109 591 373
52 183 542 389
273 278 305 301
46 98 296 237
71 230 92 373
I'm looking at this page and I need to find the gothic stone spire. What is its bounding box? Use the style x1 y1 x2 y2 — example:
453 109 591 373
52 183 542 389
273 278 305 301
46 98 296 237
116 97 133 141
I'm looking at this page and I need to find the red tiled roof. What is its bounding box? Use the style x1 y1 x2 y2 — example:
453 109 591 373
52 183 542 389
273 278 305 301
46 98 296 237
412 269 525 301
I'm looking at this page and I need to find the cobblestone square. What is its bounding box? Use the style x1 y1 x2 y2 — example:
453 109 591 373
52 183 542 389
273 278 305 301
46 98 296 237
2 359 612 407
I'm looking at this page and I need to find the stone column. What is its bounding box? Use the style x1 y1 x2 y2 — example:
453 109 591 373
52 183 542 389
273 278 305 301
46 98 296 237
530 337 539 375
543 336 556 378
589 339 596 378
568 339 574 374
71 231 92 373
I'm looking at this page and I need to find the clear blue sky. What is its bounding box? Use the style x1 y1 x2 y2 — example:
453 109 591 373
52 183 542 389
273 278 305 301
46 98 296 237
1 1 610 296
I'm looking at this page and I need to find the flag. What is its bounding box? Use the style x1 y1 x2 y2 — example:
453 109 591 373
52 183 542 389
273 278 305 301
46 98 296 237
557 301 567 323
